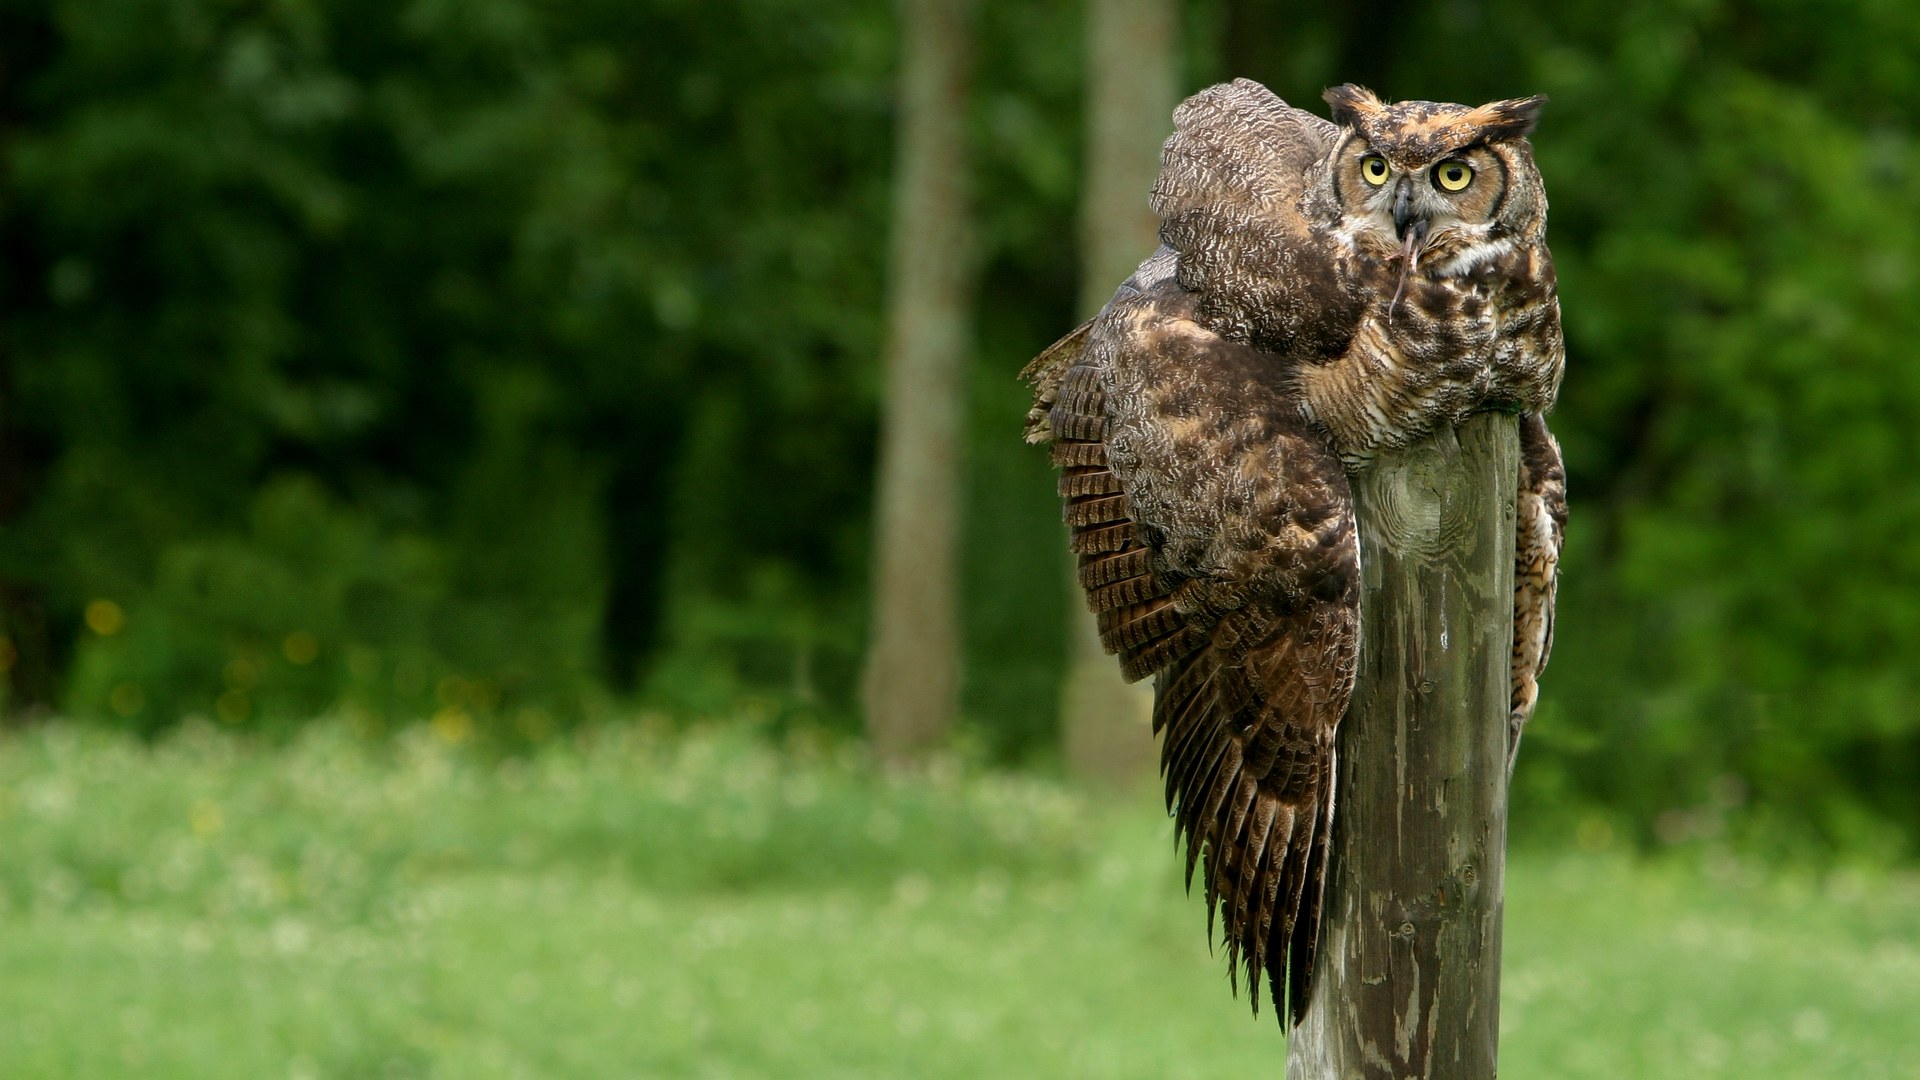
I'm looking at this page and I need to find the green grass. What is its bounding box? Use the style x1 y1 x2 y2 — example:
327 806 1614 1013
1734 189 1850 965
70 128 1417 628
2 720 1917 1078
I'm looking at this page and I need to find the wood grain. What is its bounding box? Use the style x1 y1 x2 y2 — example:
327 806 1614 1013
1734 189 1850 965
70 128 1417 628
1286 412 1518 1078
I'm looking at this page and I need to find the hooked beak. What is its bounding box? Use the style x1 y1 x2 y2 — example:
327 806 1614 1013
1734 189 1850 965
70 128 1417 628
1387 177 1430 319
1392 177 1423 242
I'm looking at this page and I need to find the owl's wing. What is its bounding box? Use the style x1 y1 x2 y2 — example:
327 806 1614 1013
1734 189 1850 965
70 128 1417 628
1151 78 1335 221
1020 319 1092 445
1025 270 1359 1025
1509 411 1567 769
1149 79 1358 358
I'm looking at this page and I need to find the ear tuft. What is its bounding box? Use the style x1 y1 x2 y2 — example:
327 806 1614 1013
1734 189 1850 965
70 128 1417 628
1322 84 1384 130
1470 95 1547 140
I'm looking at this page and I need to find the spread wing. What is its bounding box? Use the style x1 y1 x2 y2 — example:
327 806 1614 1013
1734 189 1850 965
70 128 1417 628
1509 411 1567 768
1024 262 1360 1025
1149 79 1359 358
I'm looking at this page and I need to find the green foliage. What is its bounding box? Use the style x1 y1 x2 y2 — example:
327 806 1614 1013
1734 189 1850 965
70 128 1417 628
1 0 898 732
2 721 1918 1076
62 473 604 732
1166 0 1920 849
1484 0 1920 850
3 0 1919 849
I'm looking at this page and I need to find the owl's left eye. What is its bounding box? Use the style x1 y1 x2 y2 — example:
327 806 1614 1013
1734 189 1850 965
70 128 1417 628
1360 155 1390 186
1434 160 1474 192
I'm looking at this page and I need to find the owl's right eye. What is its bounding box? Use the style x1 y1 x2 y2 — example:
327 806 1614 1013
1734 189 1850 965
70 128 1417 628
1360 155 1390 186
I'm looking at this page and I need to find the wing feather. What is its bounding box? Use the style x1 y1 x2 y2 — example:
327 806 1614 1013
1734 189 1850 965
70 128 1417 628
1218 773 1261 988
1021 321 1092 443
1078 547 1150 589
1123 628 1207 681
1068 521 1136 554
1024 248 1359 1029
1097 601 1184 650
1183 733 1234 890
1058 467 1123 498
1284 752 1336 1012
1051 440 1107 468
1150 81 1361 358
1064 493 1133 527
1510 411 1567 768
1234 796 1282 975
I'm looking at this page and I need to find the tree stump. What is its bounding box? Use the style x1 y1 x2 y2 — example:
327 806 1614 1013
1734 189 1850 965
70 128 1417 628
1285 412 1519 1078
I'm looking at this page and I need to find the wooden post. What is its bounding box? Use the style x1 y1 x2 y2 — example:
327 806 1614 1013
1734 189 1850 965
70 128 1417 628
1286 412 1519 1079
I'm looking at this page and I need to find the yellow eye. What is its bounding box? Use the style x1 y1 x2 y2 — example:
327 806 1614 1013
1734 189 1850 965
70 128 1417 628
1360 155 1390 186
1434 160 1474 192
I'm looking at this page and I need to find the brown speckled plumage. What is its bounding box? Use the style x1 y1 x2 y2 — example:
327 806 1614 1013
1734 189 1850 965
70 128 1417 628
1511 412 1567 769
1023 79 1566 1026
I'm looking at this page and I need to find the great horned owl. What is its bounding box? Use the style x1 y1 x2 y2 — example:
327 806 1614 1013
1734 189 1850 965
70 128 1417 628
1023 80 1567 1025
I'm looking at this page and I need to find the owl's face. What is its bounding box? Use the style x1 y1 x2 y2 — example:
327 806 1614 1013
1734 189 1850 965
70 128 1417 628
1315 85 1547 278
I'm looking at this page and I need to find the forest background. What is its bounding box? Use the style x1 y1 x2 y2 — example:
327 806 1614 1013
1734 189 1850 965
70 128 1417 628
3 0 1919 861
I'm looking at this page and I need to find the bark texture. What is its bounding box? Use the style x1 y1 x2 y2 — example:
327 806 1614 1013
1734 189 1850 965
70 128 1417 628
1286 412 1518 1078
862 0 975 763
1062 0 1176 784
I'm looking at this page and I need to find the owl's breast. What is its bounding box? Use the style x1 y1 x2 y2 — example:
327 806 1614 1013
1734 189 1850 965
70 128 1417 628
1300 242 1560 463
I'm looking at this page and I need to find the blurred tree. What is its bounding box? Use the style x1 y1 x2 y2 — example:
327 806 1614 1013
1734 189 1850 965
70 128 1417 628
863 0 976 762
1060 0 1177 785
952 3 1082 761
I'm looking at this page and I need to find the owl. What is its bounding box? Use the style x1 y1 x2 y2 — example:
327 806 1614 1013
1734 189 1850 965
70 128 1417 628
1023 80 1567 1025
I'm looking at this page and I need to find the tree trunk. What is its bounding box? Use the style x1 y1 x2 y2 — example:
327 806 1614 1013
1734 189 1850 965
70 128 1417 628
862 0 976 764
1062 0 1177 785
1286 413 1518 1078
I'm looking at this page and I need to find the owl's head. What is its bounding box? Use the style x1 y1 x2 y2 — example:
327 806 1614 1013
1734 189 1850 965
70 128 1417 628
1312 84 1547 274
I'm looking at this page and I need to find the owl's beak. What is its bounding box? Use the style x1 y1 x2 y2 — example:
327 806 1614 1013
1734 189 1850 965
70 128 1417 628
1392 177 1419 240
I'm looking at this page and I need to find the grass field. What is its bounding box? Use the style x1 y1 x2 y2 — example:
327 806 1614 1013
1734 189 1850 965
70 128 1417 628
2 719 1918 1078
